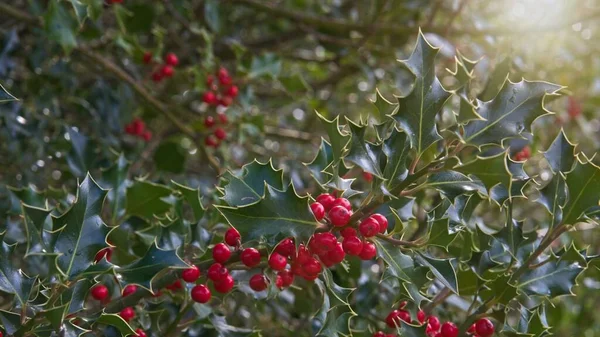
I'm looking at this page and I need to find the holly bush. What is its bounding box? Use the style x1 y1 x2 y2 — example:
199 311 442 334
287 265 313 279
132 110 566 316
1 1 600 337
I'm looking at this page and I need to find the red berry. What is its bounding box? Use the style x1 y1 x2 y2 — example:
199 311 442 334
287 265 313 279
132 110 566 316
302 258 322 276
277 270 294 288
294 244 311 264
166 280 183 291
332 198 352 211
329 206 351 227
125 124 135 135
359 218 379 237
122 284 137 297
275 238 295 257
119 307 135 322
428 316 441 331
204 135 219 147
417 310 426 324
131 118 145 135
213 274 234 293
217 112 228 124
135 328 147 337
373 332 385 337
161 65 174 78
214 127 227 140
567 96 582 118
328 242 346 264
359 241 377 260
182 265 200 283
202 91 218 105
475 318 495 337
240 248 261 267
521 146 531 159
141 130 152 142
342 236 363 255
204 116 215 127
309 232 337 255
152 290 163 297
206 74 214 86
90 284 108 301
340 227 357 238
212 243 231 263
225 85 239 97
440 322 458 337
370 213 388 233
94 247 112 263
142 52 152 64
224 228 241 246
220 96 233 107
385 310 409 328
207 263 229 282
398 301 407 309
152 71 163 82
316 193 336 210
190 284 211 303
362 172 373 182
164 53 179 66
249 274 268 291
218 67 229 78
468 324 476 334
268 252 287 271
310 202 325 220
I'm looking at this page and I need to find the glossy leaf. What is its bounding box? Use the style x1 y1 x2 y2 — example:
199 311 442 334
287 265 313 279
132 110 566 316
221 160 284 207
543 129 576 173
382 128 410 191
125 180 172 219
455 151 512 194
95 313 136 336
562 158 600 225
345 120 383 178
305 138 334 186
0 236 36 306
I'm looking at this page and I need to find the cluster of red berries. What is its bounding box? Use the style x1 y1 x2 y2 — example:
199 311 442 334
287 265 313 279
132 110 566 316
89 283 144 336
376 303 494 337
124 117 152 141
202 68 238 107
203 112 228 148
142 52 179 83
512 145 531 161
106 0 123 4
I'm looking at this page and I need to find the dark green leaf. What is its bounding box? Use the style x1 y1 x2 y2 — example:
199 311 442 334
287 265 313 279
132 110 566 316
543 129 576 173
518 256 584 297
204 0 221 33
393 31 451 156
345 120 383 178
415 253 458 293
217 185 317 245
455 151 512 194
305 138 334 186
44 304 67 331
221 160 284 207
0 310 22 334
51 174 110 279
316 112 351 172
125 180 172 220
481 274 518 305
44 1 78 52
153 141 186 173
562 158 600 225
21 204 51 255
94 314 135 336
423 171 486 202
0 83 17 103
375 239 415 282
0 237 36 306
65 127 96 178
371 89 398 122
99 154 129 222
478 57 513 101
116 242 187 291
60 279 93 314
382 128 410 191
535 173 567 227
248 54 281 79
172 181 205 223
426 218 460 249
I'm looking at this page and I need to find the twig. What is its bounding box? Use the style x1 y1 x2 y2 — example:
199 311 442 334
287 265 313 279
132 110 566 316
422 287 452 314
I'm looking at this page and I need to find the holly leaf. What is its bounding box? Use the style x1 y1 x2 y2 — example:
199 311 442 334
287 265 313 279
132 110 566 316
415 253 458 294
495 218 531 260
221 160 284 207
305 138 334 186
382 128 410 191
44 1 78 52
447 52 478 90
425 218 460 250
481 274 518 305
217 185 317 245
543 129 576 173
314 305 354 337
0 310 22 335
94 313 136 336
0 83 17 103
125 180 172 220
455 151 512 194
99 154 130 221
172 181 205 223
423 171 486 202
393 30 451 157
517 255 584 298
534 173 567 227
316 112 350 171
396 322 428 337
462 79 562 146
21 204 51 255
455 89 484 124
0 236 36 306
371 89 398 122
65 127 96 178
375 239 415 282
59 279 93 314
116 242 187 292
325 175 361 199
63 321 89 337
345 120 384 178
561 158 600 225
154 141 186 174
51 174 111 279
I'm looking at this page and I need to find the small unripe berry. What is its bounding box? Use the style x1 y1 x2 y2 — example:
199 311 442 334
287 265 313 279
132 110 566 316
202 91 218 105
440 322 458 337
217 112 228 124
359 218 379 237
90 284 109 301
225 85 239 97
142 52 152 64
122 284 137 297
164 52 179 66
224 228 241 246
182 265 200 283
207 263 229 282
240 248 261 267
268 252 287 271
332 198 352 211
204 116 215 127
275 238 295 257
370 213 388 233
94 247 112 263
135 328 147 337
329 206 351 227
315 193 336 210
310 202 325 220
191 284 211 303
475 318 495 337
212 243 231 263
340 227 357 238
214 127 227 140
119 307 135 322
359 241 377 260
213 274 235 293
342 236 363 255
249 274 268 291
